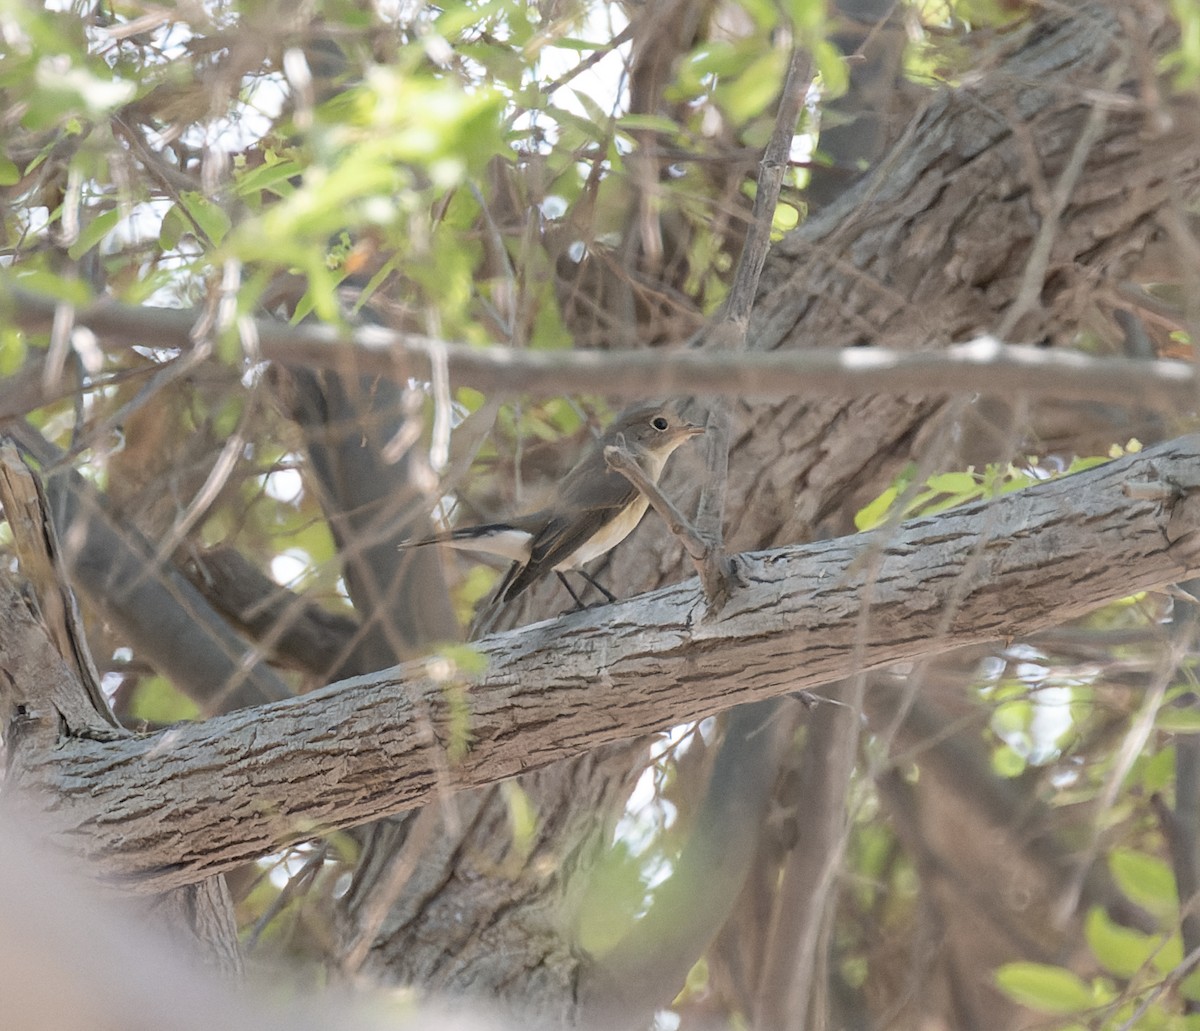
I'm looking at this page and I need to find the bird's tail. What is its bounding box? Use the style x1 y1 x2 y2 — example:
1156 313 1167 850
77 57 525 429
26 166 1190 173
399 523 533 563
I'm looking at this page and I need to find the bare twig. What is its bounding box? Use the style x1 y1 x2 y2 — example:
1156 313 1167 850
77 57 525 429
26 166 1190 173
723 46 811 329
692 42 812 612
603 441 707 564
996 58 1125 339
10 291 1200 405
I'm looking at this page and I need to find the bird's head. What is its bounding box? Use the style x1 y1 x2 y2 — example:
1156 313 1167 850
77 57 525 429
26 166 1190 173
603 403 706 463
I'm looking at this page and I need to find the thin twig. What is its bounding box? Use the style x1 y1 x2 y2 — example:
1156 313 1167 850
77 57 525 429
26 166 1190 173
996 57 1125 339
723 45 811 328
605 440 741 610
604 441 708 564
692 41 812 613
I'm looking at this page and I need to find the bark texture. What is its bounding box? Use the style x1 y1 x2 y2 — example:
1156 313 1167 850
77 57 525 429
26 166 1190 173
7 433 1200 892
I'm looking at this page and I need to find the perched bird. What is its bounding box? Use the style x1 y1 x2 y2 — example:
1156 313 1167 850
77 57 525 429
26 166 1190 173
404 403 705 608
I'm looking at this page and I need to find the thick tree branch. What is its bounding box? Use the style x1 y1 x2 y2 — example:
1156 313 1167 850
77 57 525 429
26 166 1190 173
7 422 293 711
6 290 1200 408
7 433 1200 892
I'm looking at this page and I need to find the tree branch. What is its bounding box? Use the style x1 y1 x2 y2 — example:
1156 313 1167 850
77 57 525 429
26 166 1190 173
604 440 741 608
8 433 1200 892
7 290 1200 407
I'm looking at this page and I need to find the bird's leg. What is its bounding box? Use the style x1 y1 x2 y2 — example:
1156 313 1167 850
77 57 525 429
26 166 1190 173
556 571 590 611
575 569 617 604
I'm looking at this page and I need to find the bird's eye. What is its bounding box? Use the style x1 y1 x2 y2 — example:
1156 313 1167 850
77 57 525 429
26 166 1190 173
652 416 669 431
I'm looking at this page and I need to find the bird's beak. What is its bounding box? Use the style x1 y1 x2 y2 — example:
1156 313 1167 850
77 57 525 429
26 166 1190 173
683 422 706 438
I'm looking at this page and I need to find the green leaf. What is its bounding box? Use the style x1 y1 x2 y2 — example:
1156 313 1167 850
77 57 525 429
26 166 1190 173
991 699 1033 736
67 207 122 260
179 192 231 247
1085 907 1160 977
158 202 185 250
0 155 19 186
1067 454 1112 474
855 485 899 531
812 39 849 99
772 202 800 235
128 675 201 723
572 88 613 129
0 328 27 375
234 158 302 200
575 839 648 955
23 55 135 127
1155 706 1200 733
783 0 828 32
990 744 1026 778
716 49 788 123
995 962 1094 1015
432 643 489 677
8 268 93 305
617 113 682 135
551 37 609 52
1109 849 1178 921
502 781 538 863
1151 931 1183 974
1139 745 1176 794
925 471 981 496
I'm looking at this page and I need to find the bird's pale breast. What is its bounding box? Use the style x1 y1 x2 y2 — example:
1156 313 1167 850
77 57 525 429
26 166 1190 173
554 442 676 570
555 496 650 570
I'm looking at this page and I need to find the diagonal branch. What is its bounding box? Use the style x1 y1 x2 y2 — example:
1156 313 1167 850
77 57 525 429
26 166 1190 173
6 433 1200 892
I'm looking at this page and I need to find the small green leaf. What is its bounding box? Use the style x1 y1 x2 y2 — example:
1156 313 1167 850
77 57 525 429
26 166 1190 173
716 49 787 123
159 202 185 250
67 207 122 259
0 328 27 375
0 155 19 185
990 744 1026 778
1155 706 1200 733
550 37 609 52
1109 849 1177 921
925 471 981 496
1085 907 1159 977
855 486 898 531
502 781 538 862
179 192 231 246
572 88 613 129
772 202 800 235
433 643 489 677
812 38 849 99
9 268 93 305
995 962 1094 1015
1139 745 1176 794
234 158 302 200
128 675 201 723
1067 455 1111 473
992 699 1033 736
783 0 827 32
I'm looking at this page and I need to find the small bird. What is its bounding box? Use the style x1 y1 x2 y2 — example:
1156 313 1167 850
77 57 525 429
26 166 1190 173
404 403 705 608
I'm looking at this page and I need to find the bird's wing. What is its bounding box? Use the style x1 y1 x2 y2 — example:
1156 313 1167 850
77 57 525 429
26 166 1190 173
497 475 640 603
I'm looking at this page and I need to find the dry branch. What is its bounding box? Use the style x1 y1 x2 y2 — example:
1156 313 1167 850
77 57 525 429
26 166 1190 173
6 432 1200 892
6 291 1200 408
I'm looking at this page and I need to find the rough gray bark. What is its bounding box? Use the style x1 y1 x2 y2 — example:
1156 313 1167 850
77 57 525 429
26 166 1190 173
7 433 1200 892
